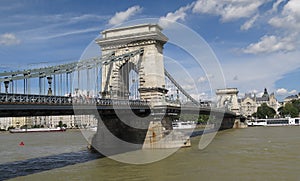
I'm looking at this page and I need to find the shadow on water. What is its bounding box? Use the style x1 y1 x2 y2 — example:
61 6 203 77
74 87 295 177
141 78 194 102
190 129 217 137
0 150 104 180
0 129 217 180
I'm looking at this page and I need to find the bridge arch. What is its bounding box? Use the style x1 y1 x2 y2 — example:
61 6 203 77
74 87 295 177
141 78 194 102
113 61 140 99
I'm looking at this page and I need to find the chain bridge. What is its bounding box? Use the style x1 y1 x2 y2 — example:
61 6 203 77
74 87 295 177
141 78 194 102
0 24 238 150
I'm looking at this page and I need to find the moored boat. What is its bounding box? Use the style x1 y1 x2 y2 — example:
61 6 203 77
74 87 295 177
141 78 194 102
172 121 196 129
9 127 66 133
247 117 300 127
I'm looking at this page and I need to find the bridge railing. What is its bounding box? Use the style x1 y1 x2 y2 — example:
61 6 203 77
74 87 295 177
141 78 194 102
0 93 150 107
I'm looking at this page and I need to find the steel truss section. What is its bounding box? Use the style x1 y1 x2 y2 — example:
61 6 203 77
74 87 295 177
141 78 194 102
0 49 144 83
0 93 149 107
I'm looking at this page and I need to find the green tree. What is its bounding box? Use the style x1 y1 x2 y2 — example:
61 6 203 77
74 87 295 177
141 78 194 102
174 114 209 124
7 126 15 130
197 115 209 124
179 114 198 122
291 100 300 112
255 103 276 119
20 125 28 129
279 103 299 118
58 121 63 128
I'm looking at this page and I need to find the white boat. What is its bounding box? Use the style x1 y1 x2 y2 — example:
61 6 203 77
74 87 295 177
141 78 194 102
172 121 196 129
247 117 300 127
88 126 97 132
247 119 268 126
9 127 66 133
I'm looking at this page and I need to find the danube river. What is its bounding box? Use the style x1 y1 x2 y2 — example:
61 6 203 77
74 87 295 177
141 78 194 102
1 127 300 181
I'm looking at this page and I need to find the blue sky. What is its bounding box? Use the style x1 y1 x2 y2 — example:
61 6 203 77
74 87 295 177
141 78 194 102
0 0 299 101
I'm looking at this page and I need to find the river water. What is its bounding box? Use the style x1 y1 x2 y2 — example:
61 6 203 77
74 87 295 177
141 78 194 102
1 127 300 181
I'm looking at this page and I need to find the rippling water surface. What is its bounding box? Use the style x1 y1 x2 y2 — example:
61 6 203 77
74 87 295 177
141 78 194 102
1 127 300 181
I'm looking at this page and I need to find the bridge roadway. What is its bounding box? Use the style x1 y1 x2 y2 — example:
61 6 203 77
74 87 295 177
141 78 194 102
0 93 236 118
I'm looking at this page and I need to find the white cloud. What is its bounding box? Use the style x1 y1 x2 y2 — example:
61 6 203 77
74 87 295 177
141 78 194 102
36 27 101 40
269 0 300 31
181 84 195 91
159 3 194 28
243 34 296 54
198 76 207 83
257 92 264 97
249 89 258 94
276 88 288 95
240 14 259 31
192 0 266 22
243 0 300 55
221 50 300 100
276 88 297 95
289 89 297 94
270 0 286 13
108 6 142 26
70 14 107 23
197 74 215 83
0 33 21 46
3 13 109 42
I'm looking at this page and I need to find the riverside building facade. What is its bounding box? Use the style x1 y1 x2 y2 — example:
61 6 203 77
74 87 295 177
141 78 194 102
239 88 281 117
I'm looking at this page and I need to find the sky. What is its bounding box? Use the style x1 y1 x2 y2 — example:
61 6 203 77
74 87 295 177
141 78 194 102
0 0 299 101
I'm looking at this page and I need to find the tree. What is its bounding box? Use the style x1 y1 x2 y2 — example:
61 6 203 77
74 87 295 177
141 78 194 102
197 115 209 124
7 126 15 130
255 103 276 119
279 103 299 118
58 121 63 128
20 125 28 129
179 114 198 122
291 100 300 112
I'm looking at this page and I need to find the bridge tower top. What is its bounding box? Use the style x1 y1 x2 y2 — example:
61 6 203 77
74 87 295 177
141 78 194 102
97 24 168 51
96 24 169 105
216 88 240 114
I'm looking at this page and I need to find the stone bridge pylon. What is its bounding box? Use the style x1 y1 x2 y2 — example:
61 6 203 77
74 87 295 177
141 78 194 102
96 24 169 104
216 88 239 114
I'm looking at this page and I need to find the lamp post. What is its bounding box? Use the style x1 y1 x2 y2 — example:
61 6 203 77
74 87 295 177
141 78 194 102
47 76 53 96
4 79 9 94
109 85 113 99
75 88 79 96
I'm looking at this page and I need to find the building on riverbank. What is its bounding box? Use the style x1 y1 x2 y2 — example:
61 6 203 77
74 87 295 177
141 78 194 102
0 115 98 130
239 88 281 117
284 93 300 105
0 117 12 130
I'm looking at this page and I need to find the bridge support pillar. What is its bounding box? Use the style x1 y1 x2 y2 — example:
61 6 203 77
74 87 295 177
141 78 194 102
90 111 191 155
233 117 247 128
143 116 191 149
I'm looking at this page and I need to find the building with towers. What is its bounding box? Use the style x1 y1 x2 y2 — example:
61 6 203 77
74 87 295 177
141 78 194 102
239 88 281 117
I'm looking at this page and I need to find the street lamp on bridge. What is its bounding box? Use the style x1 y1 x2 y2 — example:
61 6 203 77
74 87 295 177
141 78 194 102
47 76 53 96
4 78 9 94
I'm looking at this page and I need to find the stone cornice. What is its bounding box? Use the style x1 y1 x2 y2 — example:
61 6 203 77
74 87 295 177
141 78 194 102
96 24 168 51
99 39 158 51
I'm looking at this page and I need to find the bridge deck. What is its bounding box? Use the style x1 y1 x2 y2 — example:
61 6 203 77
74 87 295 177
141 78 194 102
0 93 236 118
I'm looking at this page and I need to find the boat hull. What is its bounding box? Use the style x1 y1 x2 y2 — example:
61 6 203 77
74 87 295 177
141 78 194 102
9 128 66 133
